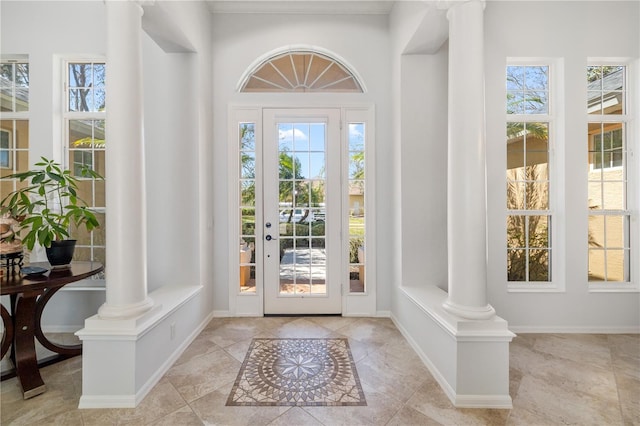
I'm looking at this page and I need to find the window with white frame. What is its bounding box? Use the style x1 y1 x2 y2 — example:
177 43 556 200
347 122 366 293
1 58 29 200
587 64 632 285
64 61 106 272
506 63 554 285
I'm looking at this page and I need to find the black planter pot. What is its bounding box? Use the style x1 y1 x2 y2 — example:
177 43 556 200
46 240 76 267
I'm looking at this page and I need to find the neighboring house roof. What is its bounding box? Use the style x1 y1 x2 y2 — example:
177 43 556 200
587 68 624 95
587 68 624 113
0 73 29 107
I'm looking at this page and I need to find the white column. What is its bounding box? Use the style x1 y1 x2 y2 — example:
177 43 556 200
99 0 153 319
442 0 495 320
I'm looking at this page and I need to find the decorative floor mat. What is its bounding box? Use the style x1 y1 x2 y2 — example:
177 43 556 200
226 338 367 406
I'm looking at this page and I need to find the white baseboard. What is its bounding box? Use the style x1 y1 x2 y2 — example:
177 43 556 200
510 325 640 334
453 394 514 409
212 310 232 317
79 394 137 409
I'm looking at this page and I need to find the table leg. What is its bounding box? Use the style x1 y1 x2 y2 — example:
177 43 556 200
34 287 81 356
14 294 46 399
1 303 13 359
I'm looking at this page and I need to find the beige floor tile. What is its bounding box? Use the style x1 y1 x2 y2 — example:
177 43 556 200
149 405 204 426
1 379 80 426
189 385 290 425
30 409 84 426
532 333 612 369
608 334 640 360
171 332 224 367
203 318 273 348
267 406 324 425
615 373 640 425
306 315 359 331
508 367 524 402
338 317 402 346
303 390 404 426
81 378 188 426
268 317 334 338
165 347 241 402
510 338 619 401
224 337 258 362
406 379 509 426
2 321 639 426
356 345 431 403
344 337 383 364
505 406 557 426
386 405 443 426
609 334 640 381
512 374 622 425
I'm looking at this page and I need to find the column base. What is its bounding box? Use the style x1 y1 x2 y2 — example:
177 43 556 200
76 285 204 408
98 297 155 320
442 299 496 320
395 285 515 408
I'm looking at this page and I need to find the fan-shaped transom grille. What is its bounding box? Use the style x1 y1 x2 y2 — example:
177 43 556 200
241 51 363 93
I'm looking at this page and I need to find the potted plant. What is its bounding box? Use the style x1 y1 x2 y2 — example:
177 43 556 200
0 157 103 267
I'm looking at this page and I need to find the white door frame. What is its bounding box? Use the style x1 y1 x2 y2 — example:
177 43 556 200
227 104 377 317
263 108 342 314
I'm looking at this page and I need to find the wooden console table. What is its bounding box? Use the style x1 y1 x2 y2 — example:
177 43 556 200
1 261 104 399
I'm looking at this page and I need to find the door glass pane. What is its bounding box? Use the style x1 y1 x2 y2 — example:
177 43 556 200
239 123 256 293
278 122 327 296
348 122 366 293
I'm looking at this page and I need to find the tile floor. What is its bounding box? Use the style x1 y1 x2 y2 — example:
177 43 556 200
1 316 638 425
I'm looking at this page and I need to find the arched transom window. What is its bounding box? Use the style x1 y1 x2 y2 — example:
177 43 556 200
239 48 364 93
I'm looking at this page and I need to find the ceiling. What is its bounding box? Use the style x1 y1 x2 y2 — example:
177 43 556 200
205 0 396 15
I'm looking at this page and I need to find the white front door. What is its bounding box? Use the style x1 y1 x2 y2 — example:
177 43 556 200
262 108 342 314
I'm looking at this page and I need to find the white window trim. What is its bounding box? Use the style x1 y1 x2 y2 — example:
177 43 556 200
587 58 639 292
0 56 30 191
61 57 106 281
506 58 565 292
343 107 376 316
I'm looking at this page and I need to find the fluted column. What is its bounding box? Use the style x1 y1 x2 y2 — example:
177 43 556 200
99 0 153 319
442 0 495 320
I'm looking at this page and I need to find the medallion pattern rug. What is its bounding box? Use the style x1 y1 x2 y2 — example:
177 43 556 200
226 338 367 406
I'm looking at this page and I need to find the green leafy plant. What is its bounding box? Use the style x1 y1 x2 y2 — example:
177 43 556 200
0 157 103 250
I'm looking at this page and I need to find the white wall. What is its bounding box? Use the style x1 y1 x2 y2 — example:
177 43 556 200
210 12 393 313
1 1 109 337
2 0 637 334
400 50 449 290
142 34 200 292
390 1 639 332
0 1 106 161
0 0 214 331
484 1 639 331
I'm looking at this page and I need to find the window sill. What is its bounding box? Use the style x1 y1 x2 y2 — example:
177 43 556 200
507 283 564 293
589 283 639 293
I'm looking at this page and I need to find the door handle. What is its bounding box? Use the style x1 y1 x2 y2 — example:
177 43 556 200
265 235 277 241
